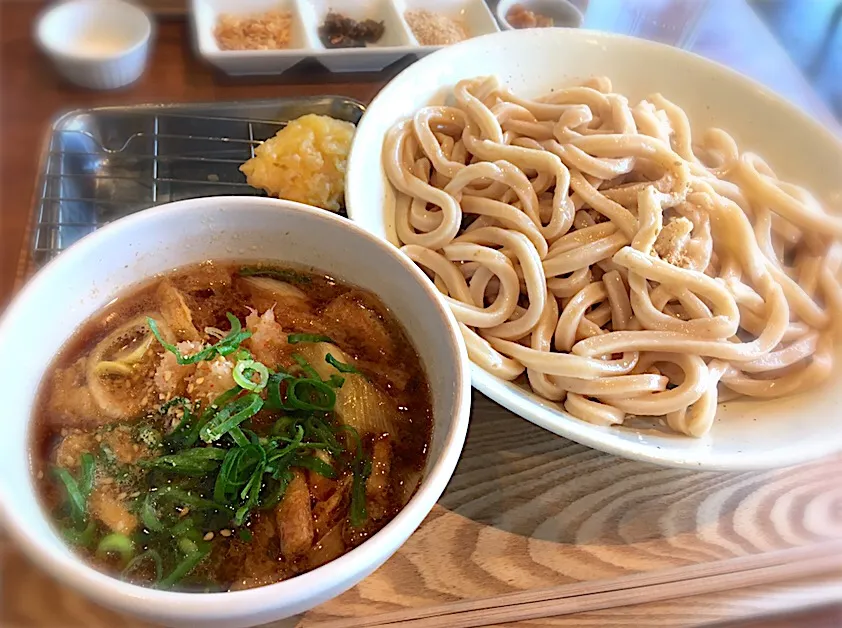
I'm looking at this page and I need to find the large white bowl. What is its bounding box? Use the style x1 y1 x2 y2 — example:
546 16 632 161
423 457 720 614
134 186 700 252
345 28 842 471
0 197 471 628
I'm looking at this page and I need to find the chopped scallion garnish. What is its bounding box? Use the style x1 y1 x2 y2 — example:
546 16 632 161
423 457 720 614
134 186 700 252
288 333 334 345
96 533 134 563
200 394 264 443
233 359 269 392
123 549 163 582
139 447 226 476
148 313 251 365
326 353 360 374
239 266 312 284
158 542 211 588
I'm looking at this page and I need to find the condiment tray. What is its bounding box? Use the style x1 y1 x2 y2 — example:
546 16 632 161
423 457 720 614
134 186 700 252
190 0 500 75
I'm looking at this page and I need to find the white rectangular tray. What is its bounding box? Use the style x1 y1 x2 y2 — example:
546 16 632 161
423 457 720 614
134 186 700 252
190 0 500 75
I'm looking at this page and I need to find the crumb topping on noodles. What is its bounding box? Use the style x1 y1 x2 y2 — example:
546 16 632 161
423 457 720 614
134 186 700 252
384 75 842 437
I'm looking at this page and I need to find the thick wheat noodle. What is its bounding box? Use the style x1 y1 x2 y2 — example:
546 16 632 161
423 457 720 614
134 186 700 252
454 227 547 339
383 75 842 437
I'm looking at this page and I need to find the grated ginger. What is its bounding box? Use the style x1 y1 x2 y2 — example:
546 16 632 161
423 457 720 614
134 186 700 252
240 114 355 212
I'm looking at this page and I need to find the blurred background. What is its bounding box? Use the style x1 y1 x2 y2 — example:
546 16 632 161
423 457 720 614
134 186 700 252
750 0 841 120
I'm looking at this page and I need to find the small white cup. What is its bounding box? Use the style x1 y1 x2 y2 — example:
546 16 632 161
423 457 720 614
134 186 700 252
496 0 585 30
35 0 153 90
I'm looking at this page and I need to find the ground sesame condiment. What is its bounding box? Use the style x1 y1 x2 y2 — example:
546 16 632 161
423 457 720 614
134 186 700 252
405 10 468 46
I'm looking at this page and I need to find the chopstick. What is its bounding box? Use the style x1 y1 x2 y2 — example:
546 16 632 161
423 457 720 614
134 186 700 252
313 541 842 628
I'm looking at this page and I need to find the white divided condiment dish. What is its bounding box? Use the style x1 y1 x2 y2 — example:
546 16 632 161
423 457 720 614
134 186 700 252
190 0 499 75
346 28 842 470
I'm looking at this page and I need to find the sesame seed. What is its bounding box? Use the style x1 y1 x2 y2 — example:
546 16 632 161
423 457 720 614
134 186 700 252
179 507 190 518
164 371 172 382
37 470 44 479
133 444 140 452
130 491 141 498
60 429 68 437
187 384 195 394
195 377 205 385
118 491 127 500
220 529 232 537
203 532 214 541
95 434 102 442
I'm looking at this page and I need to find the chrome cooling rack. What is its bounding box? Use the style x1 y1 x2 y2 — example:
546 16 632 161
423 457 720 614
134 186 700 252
32 96 365 268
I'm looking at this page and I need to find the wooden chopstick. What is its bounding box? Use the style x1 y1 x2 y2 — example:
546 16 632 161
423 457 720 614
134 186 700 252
313 541 842 628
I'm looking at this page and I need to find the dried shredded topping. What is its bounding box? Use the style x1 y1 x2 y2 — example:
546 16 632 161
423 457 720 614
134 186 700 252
214 10 293 51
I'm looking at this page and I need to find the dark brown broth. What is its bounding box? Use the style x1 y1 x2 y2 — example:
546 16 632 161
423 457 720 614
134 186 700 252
31 261 433 591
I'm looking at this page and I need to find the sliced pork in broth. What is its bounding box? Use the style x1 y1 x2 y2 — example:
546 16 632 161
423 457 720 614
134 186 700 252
32 262 433 592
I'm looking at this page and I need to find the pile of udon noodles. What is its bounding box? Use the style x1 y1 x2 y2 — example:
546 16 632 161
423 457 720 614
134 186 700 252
383 75 842 437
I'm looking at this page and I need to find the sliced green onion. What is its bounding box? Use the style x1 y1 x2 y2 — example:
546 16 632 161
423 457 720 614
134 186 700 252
326 353 360 374
140 495 164 532
200 393 264 443
154 486 227 511
146 317 182 358
264 371 291 411
158 542 211 588
238 266 312 284
178 537 199 556
53 467 86 525
291 454 336 479
208 386 242 411
305 416 343 455
270 416 296 436
62 520 96 547
287 379 336 412
288 333 334 345
148 313 251 365
228 426 250 447
327 374 345 388
292 354 321 381
350 456 373 528
96 533 134 562
122 549 163 582
140 447 226 476
233 359 269 392
234 348 252 361
79 453 96 498
238 529 253 542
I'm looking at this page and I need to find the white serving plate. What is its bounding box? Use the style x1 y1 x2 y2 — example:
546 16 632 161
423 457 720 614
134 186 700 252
345 28 842 471
190 0 499 75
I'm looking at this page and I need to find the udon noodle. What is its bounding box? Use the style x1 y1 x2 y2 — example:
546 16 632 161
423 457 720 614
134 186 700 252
383 75 842 437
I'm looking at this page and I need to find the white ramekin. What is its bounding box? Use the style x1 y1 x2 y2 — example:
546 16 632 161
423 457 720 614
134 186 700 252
35 0 153 90
495 0 584 29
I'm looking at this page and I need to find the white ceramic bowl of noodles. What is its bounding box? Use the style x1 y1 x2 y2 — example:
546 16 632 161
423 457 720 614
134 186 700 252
345 28 842 470
0 196 471 628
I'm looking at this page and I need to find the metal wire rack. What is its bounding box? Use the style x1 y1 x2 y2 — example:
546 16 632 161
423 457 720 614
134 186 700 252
32 96 365 268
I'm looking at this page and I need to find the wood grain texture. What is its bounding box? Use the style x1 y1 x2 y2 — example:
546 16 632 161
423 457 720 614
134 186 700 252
297 393 842 624
2 1 842 627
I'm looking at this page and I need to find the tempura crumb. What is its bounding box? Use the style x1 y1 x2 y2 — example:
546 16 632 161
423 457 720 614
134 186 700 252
240 114 355 212
214 11 293 51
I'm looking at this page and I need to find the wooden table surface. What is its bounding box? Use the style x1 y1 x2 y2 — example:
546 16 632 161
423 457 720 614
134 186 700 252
2 1 841 627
